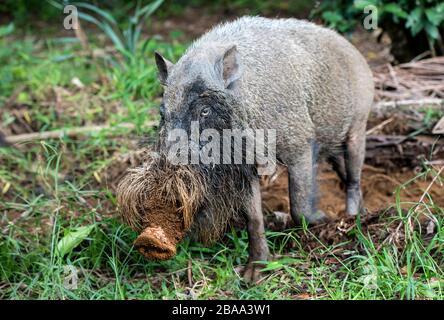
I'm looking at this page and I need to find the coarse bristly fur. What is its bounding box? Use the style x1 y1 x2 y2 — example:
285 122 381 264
158 16 373 159
117 153 204 233
117 153 253 245
155 16 374 221
189 163 254 244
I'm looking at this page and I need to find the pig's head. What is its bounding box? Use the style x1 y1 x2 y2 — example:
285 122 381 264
153 44 244 151
117 153 255 261
116 154 205 260
116 45 254 261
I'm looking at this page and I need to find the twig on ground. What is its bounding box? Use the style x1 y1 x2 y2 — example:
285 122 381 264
387 63 400 90
366 134 408 147
187 260 193 288
366 117 394 135
432 116 444 134
4 121 157 144
374 57 444 101
375 98 444 111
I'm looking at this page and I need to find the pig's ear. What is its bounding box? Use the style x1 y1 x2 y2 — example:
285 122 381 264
155 51 174 86
217 45 242 89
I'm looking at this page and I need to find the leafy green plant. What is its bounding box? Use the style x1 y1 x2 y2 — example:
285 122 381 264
49 0 164 66
354 0 444 46
0 23 14 38
56 224 95 257
312 0 444 60
0 0 59 26
47 0 175 101
311 0 358 33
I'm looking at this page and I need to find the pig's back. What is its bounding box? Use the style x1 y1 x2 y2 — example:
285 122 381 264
189 17 374 152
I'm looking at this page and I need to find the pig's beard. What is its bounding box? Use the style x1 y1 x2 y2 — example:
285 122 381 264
116 154 205 235
117 153 255 252
189 164 254 244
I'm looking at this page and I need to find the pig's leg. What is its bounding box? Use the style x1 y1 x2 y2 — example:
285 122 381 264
328 153 347 184
243 178 269 283
344 128 366 216
288 143 327 224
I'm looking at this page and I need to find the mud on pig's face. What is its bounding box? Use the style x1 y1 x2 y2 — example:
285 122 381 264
116 156 205 260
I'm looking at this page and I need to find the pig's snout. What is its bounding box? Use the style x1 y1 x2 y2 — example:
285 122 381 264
134 226 177 260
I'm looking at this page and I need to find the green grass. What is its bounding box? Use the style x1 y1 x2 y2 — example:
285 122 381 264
1 23 443 300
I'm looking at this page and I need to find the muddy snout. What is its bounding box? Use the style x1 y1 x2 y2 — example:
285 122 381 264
134 205 188 261
116 154 206 261
134 226 177 260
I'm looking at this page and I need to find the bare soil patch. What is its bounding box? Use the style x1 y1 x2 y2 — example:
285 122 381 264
261 163 444 220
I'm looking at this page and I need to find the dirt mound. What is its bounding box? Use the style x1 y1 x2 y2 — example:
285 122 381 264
261 163 444 221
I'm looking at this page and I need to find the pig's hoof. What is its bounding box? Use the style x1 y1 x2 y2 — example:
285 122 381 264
307 210 329 225
242 263 262 284
265 211 293 231
346 205 366 217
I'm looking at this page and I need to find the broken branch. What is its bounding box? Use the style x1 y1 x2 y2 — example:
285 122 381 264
4 121 157 144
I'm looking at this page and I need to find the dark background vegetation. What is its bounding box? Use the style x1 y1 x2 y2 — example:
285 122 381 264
1 0 443 61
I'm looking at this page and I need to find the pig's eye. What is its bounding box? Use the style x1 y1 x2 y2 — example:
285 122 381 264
200 107 211 117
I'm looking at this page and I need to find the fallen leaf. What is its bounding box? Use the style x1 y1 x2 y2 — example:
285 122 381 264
432 116 444 134
93 171 102 183
71 77 85 89
295 293 312 300
426 220 435 235
2 182 11 194
57 225 95 257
